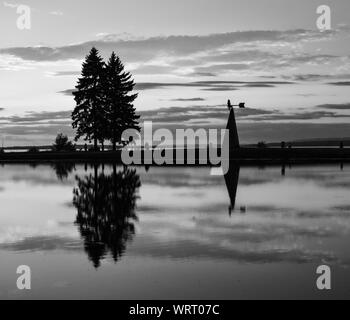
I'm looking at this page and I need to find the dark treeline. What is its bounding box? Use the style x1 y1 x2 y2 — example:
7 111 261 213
72 47 140 151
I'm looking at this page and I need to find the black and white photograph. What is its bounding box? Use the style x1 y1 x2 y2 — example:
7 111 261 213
0 0 350 306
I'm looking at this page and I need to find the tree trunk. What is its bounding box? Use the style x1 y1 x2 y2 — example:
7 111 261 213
112 127 116 151
94 138 98 151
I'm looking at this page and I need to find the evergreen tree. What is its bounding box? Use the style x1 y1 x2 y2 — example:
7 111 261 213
72 47 106 151
104 52 140 151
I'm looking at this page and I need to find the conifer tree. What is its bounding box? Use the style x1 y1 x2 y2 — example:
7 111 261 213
72 47 106 150
104 52 140 151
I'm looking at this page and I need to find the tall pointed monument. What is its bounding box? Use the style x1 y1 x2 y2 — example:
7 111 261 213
226 100 240 149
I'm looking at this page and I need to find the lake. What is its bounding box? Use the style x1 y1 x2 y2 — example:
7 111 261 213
0 163 350 299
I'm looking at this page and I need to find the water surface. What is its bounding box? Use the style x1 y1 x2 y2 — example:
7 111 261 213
0 163 350 299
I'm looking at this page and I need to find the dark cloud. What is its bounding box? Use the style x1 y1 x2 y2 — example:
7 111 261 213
328 81 350 86
61 80 293 94
188 72 217 77
139 105 275 123
288 54 337 64
0 110 71 123
196 80 293 85
0 29 335 63
135 80 292 91
194 63 251 74
201 86 239 91
316 103 350 110
169 98 205 102
248 111 350 121
288 74 350 81
139 103 350 124
200 50 280 64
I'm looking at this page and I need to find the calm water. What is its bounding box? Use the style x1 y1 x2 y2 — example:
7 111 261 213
0 163 350 299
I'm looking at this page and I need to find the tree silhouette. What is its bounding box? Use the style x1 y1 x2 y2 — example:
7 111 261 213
72 47 106 151
104 52 140 150
52 162 75 180
52 133 75 152
72 165 141 268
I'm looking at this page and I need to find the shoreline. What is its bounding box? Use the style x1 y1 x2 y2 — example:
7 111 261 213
1 147 350 166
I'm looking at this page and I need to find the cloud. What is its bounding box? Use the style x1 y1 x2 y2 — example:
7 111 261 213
1 28 346 80
138 103 350 125
247 111 350 121
0 110 73 144
169 98 205 102
133 64 175 75
51 71 80 77
0 29 336 63
328 81 350 86
316 103 350 110
190 53 341 76
60 80 293 94
135 80 293 91
0 110 71 123
287 74 350 81
3 101 350 145
194 63 251 74
188 72 216 77
139 105 275 124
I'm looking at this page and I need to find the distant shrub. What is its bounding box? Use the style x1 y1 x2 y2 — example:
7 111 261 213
257 141 267 148
28 146 39 153
52 133 76 152
0 148 4 154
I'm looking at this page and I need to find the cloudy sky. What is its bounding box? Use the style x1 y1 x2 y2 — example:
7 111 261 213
0 0 350 145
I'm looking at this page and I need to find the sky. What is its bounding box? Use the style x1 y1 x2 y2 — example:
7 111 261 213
0 0 350 145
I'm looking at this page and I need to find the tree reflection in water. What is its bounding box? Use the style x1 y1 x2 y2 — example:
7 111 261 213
52 162 76 180
73 164 141 268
